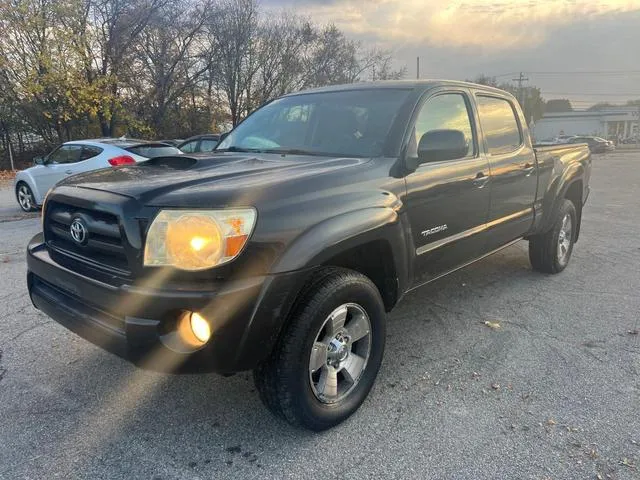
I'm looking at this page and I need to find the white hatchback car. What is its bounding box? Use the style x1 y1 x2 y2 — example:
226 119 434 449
14 138 182 211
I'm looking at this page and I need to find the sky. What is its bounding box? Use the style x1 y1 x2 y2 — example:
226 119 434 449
264 0 640 109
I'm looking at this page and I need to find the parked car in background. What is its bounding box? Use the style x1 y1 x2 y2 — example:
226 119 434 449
534 138 557 146
14 138 182 212
568 136 615 153
177 134 221 153
553 135 576 144
158 139 184 147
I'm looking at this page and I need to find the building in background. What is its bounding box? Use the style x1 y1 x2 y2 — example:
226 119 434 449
533 106 639 141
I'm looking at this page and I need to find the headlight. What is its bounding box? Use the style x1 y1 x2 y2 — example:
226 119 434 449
144 209 256 270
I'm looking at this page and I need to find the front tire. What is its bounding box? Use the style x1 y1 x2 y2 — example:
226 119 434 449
16 182 37 212
254 267 386 431
529 199 577 273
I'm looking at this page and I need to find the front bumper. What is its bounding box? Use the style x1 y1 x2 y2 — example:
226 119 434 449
27 234 307 374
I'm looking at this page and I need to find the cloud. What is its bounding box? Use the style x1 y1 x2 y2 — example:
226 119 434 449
267 0 640 51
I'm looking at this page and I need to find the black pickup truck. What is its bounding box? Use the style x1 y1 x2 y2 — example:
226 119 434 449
27 81 591 430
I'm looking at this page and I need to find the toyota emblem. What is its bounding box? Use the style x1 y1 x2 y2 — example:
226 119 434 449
70 218 88 244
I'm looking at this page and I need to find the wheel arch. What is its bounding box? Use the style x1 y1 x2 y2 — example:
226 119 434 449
15 172 43 205
537 164 585 238
270 207 410 312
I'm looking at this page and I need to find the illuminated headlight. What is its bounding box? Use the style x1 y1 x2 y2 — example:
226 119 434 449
144 209 256 270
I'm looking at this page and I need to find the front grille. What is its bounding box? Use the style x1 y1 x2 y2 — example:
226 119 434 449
45 201 130 274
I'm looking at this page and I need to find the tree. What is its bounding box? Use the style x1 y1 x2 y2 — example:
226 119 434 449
468 74 498 87
545 99 573 113
203 0 260 127
63 0 165 136
128 0 209 137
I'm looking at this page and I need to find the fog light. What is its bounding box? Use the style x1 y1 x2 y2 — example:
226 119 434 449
190 312 211 343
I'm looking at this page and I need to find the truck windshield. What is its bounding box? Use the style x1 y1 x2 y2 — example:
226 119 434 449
217 89 411 158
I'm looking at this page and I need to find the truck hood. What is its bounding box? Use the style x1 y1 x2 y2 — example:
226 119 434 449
56 153 373 208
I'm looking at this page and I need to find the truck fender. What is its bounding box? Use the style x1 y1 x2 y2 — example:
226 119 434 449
270 206 410 300
538 162 585 235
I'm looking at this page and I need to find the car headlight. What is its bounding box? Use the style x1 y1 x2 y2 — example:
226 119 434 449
144 209 256 270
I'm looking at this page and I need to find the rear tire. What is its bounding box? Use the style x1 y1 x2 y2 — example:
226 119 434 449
254 267 386 431
529 199 577 273
16 182 37 212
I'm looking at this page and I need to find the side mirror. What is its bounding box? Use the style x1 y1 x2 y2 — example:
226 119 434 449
218 131 230 143
33 156 44 165
417 129 468 164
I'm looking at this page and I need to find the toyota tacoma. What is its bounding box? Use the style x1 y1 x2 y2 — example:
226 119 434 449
27 81 591 430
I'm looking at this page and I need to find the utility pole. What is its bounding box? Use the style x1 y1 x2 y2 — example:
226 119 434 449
417 57 420 80
636 104 640 148
512 71 529 106
7 135 14 171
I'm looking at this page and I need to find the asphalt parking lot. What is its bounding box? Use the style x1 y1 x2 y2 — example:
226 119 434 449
0 152 638 480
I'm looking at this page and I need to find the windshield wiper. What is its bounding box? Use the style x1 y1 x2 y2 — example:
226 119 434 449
216 146 260 153
258 148 327 156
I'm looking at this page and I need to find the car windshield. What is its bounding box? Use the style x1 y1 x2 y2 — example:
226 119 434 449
217 89 411 158
126 144 182 158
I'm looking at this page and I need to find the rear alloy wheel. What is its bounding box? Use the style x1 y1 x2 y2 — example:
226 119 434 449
529 199 577 273
16 182 37 212
254 267 386 431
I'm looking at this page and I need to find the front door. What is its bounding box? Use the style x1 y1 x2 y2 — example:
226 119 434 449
475 95 537 251
32 144 86 194
404 90 491 286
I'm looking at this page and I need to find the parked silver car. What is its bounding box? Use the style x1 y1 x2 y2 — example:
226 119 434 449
14 138 181 211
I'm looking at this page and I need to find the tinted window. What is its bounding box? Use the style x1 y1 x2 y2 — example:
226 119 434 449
80 146 103 160
476 96 522 155
179 140 198 153
217 89 411 158
126 145 182 158
199 139 218 152
408 93 475 159
48 145 83 164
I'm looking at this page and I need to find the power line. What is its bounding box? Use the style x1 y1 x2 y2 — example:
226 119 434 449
495 70 640 77
542 92 640 97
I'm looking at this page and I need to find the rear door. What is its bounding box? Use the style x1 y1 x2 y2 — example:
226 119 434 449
404 89 491 285
475 94 537 251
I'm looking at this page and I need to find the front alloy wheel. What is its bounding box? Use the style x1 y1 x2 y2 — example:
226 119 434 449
16 183 36 212
254 267 386 431
309 303 372 404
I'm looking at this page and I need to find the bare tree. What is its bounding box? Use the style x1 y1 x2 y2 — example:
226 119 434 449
250 13 315 110
204 0 260 126
129 0 209 136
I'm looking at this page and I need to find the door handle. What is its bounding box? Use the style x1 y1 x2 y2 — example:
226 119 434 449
522 163 535 176
65 169 73 174
473 172 490 188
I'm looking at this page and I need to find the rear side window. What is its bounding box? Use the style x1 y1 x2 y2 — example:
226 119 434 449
476 96 522 155
80 146 103 160
126 145 182 158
